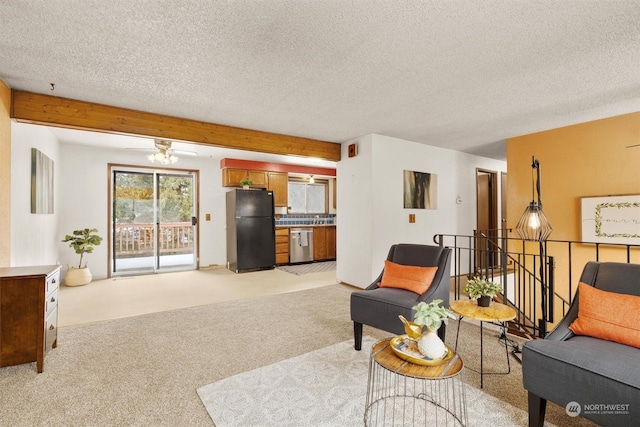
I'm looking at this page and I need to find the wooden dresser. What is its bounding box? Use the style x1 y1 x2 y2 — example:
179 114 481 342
0 265 61 373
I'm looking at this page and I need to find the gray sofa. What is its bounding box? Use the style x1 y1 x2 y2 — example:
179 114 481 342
522 261 640 427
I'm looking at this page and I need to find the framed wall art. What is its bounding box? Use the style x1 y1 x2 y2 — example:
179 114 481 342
581 195 640 245
403 170 437 209
31 148 54 214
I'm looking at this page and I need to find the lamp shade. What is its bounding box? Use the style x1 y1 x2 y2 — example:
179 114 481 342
515 201 553 241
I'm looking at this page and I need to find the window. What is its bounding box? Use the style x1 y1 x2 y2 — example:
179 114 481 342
288 180 327 213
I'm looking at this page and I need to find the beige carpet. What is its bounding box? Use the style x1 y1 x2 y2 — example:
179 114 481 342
0 284 596 427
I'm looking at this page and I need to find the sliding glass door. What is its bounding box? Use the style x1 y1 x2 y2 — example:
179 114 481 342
111 167 197 275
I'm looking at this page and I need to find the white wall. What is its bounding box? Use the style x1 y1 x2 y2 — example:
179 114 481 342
11 124 505 284
336 134 506 288
57 142 227 280
11 123 230 280
335 134 375 288
10 122 61 266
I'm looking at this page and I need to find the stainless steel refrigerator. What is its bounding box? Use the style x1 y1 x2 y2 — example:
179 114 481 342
226 189 276 273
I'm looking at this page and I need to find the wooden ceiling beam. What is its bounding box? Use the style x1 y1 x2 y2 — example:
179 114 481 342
10 90 341 161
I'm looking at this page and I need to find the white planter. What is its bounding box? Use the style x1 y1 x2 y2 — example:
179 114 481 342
64 266 92 286
417 329 447 360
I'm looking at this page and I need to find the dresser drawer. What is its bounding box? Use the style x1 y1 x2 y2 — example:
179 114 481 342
45 289 58 317
46 270 60 295
45 307 58 351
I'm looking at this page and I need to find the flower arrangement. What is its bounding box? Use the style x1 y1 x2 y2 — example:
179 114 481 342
412 299 457 331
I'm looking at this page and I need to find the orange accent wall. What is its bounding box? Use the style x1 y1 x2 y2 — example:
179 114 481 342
507 112 640 241
0 79 11 267
507 112 640 325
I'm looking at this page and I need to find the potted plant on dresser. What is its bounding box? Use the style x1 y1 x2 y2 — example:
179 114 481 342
464 275 503 307
61 228 103 286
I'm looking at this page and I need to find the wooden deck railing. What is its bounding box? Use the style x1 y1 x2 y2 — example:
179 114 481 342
114 223 193 257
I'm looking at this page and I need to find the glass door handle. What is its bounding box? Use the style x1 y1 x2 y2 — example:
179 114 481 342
192 216 198 226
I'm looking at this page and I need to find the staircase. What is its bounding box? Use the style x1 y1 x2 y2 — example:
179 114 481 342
436 229 640 339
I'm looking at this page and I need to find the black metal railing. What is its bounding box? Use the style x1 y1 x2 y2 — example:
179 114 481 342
434 230 640 338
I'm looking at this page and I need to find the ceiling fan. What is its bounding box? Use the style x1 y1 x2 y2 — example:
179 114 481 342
127 139 197 164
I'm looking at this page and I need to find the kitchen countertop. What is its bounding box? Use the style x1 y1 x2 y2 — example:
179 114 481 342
275 224 336 228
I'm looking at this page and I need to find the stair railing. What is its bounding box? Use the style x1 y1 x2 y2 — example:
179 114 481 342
435 230 640 339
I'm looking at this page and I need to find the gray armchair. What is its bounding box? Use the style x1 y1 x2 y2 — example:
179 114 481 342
522 261 640 427
350 244 452 350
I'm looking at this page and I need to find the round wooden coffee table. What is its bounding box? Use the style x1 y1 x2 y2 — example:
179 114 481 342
450 299 517 388
364 338 468 426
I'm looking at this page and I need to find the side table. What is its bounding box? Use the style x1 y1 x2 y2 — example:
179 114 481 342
449 299 516 388
364 338 467 426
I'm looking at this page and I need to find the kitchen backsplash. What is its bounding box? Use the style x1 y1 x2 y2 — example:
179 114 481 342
275 214 336 226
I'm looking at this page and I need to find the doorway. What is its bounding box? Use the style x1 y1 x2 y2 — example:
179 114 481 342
476 169 499 272
110 166 198 276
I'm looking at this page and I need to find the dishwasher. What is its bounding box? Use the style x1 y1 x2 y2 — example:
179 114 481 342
290 228 314 263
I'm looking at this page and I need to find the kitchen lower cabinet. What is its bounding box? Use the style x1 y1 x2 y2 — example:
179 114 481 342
275 228 290 264
313 227 327 260
313 226 336 261
326 226 336 259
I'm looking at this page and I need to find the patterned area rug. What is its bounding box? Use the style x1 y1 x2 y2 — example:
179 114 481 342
278 261 336 275
197 338 554 427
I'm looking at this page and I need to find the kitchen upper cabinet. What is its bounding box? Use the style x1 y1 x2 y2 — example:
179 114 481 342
222 169 267 188
222 168 247 187
267 172 288 207
247 170 267 187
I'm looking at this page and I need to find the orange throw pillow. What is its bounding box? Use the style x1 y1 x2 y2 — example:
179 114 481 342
568 282 640 348
378 260 438 295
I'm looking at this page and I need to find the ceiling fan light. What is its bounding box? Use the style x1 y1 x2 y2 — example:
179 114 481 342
145 139 183 165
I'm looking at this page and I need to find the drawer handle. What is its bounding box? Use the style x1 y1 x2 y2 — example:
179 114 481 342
50 297 56 303
49 325 55 330
52 278 56 284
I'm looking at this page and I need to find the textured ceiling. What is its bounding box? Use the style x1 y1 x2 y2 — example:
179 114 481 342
2 1 640 161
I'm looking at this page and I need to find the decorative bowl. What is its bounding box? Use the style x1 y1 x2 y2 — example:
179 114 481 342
390 335 454 366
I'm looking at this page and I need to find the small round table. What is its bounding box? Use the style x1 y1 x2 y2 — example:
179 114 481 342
449 299 517 388
364 338 468 426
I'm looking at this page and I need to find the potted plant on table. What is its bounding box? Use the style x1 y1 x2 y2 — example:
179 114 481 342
464 275 503 307
61 228 103 287
239 178 253 189
411 299 457 360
